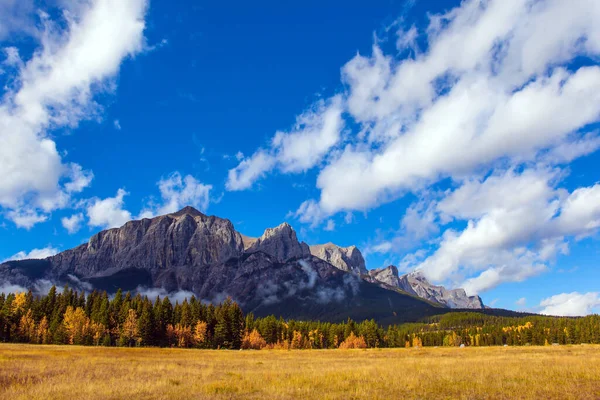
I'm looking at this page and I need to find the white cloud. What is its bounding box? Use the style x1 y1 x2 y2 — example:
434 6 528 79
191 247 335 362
539 292 600 316
0 283 28 295
226 150 275 191
226 96 344 190
61 213 84 234
0 0 36 40
271 0 600 296
369 167 600 294
134 286 195 304
87 189 132 229
515 297 527 306
0 0 148 227
288 0 600 223
113 119 121 130
323 219 335 232
139 172 212 218
2 246 59 262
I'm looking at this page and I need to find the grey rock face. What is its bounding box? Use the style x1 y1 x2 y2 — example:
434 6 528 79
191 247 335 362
246 222 311 262
368 265 400 287
397 271 484 309
309 243 368 276
48 206 245 280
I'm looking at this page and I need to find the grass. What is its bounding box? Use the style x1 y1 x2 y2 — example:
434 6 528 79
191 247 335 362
1 344 599 399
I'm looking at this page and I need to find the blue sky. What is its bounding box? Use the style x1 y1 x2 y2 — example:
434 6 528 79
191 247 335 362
1 0 600 316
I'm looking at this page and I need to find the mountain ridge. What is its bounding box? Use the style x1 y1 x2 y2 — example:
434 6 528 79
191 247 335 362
0 206 484 323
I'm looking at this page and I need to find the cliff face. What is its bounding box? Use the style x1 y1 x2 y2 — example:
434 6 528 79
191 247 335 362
48 206 245 279
309 243 367 276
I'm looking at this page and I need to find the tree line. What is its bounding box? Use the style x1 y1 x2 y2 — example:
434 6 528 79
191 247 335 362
1 286 598 349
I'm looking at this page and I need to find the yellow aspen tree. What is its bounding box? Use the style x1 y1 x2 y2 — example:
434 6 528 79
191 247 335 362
12 292 27 314
37 316 50 344
174 324 193 348
339 332 367 349
193 321 208 346
241 329 267 350
19 309 36 343
63 306 89 345
121 309 140 346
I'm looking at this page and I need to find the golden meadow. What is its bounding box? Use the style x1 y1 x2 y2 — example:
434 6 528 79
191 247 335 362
1 344 599 399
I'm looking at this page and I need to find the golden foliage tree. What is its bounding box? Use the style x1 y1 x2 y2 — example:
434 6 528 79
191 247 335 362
37 316 51 344
121 309 140 346
90 322 106 346
63 306 90 345
339 332 367 349
174 324 193 348
290 330 305 349
241 329 267 350
19 309 36 343
412 336 423 348
193 321 208 347
12 292 27 314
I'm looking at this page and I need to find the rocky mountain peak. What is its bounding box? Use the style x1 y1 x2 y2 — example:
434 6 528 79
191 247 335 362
168 206 206 218
246 222 310 262
368 265 400 287
398 271 484 309
310 243 367 275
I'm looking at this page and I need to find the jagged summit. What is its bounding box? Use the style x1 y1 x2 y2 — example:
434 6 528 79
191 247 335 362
309 242 367 276
398 270 484 309
168 206 206 218
247 222 311 262
368 265 400 287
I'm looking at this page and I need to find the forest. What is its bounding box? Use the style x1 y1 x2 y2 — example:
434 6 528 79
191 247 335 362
1 286 599 349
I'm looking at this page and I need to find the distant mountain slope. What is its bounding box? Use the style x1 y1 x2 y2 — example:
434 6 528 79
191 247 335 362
366 266 484 309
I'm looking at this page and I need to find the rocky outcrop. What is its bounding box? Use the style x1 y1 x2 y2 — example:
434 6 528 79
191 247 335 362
398 271 484 309
309 243 367 276
246 222 311 262
368 265 400 287
48 206 245 279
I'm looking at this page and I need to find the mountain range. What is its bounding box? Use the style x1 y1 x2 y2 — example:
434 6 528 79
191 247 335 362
1 206 489 324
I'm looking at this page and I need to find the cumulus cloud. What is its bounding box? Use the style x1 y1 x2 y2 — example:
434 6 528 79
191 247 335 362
139 172 212 218
2 246 59 262
415 169 600 294
284 0 600 223
367 167 600 294
539 292 600 316
226 96 344 190
87 189 132 229
305 2 600 294
0 0 148 227
61 213 84 234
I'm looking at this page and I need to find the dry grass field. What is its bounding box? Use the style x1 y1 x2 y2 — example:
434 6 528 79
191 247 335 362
0 344 599 399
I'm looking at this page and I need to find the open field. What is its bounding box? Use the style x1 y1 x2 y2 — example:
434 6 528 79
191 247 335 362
1 344 599 399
